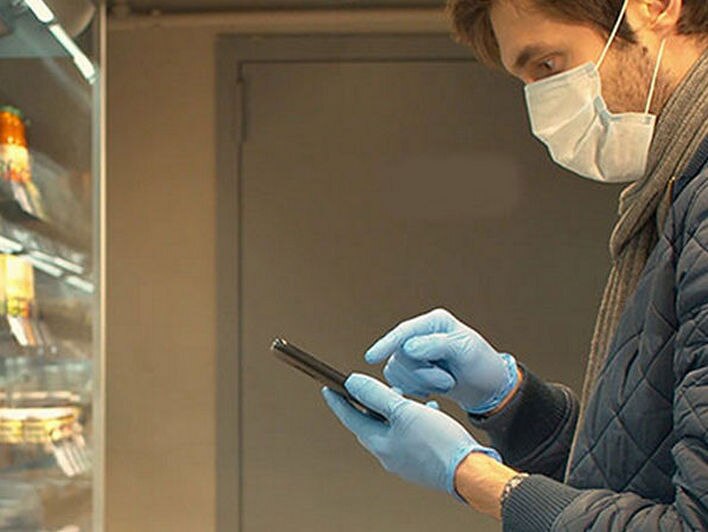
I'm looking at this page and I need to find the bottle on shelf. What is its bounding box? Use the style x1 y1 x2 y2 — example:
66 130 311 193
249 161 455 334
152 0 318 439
0 106 31 184
0 105 45 220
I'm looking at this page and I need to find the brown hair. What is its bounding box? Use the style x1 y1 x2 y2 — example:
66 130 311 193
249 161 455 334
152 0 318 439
447 0 708 68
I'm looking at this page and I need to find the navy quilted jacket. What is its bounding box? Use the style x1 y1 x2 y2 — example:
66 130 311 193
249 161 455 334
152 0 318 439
470 138 708 531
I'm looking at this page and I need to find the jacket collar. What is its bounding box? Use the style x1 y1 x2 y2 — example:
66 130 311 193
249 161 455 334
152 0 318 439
673 135 708 202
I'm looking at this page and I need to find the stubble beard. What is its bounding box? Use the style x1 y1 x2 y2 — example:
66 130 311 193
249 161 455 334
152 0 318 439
602 42 674 116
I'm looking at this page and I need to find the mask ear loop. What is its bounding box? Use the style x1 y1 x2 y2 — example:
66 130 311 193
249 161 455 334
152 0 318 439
645 39 667 114
597 0 631 69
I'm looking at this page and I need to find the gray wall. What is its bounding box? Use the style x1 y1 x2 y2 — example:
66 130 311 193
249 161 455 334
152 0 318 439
107 27 621 532
107 28 218 531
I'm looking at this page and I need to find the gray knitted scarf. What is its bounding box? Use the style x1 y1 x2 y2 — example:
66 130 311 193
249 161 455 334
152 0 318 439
566 48 708 481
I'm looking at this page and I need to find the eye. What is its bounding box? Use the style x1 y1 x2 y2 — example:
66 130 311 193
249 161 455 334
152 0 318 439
532 56 562 81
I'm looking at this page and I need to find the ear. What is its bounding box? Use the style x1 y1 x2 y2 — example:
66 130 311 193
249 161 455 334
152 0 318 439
629 0 683 37
653 0 683 36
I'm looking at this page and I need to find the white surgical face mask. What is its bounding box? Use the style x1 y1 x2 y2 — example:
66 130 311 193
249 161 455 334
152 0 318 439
524 0 666 183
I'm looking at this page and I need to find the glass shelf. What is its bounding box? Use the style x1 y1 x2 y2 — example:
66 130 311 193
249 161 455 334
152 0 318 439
0 1 102 530
0 1 74 59
0 0 96 82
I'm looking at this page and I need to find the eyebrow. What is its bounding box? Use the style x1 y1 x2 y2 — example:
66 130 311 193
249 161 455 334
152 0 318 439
512 44 551 73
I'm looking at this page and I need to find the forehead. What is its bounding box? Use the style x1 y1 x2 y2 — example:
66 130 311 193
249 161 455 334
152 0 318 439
490 0 603 73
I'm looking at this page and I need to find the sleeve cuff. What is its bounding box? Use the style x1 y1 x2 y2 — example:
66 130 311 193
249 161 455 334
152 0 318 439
467 365 578 468
502 474 582 531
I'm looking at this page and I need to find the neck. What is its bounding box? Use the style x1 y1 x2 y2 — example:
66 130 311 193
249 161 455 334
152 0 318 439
660 38 708 114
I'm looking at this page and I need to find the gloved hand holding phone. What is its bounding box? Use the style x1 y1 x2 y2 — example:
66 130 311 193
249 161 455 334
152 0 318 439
322 373 501 499
364 308 520 415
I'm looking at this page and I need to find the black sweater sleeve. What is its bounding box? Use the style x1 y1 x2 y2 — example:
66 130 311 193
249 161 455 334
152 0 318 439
467 365 579 481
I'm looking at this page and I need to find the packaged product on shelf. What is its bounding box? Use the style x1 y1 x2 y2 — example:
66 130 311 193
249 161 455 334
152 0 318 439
0 106 45 219
0 254 51 347
0 404 90 478
3 253 35 319
0 403 90 478
0 106 30 184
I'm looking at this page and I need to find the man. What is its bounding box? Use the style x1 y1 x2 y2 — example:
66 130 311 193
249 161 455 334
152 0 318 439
321 0 708 530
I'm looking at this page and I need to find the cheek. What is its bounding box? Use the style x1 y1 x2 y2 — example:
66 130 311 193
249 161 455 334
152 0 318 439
599 49 654 113
598 69 633 113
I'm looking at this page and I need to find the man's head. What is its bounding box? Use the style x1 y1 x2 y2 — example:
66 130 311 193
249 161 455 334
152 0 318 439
448 0 708 114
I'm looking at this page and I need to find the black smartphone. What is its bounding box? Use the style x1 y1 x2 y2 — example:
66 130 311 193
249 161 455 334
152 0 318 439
270 337 387 423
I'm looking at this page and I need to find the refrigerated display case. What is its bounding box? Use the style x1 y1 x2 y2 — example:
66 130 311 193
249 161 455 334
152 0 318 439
0 1 103 529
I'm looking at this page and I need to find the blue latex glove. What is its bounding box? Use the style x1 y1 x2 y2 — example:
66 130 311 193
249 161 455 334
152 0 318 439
365 308 519 415
322 373 502 499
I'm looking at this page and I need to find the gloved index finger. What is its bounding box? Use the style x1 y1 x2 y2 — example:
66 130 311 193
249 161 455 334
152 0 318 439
383 354 456 395
364 308 455 364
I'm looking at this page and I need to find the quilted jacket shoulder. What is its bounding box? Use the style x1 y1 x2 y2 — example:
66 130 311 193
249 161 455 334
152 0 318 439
473 139 708 531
